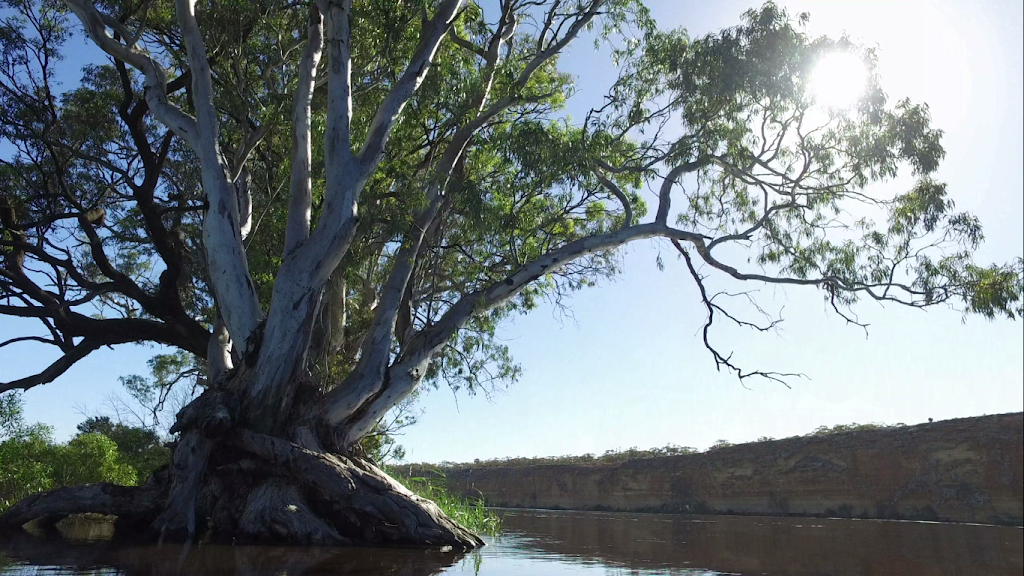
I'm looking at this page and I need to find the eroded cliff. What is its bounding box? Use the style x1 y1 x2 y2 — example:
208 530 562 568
420 413 1024 525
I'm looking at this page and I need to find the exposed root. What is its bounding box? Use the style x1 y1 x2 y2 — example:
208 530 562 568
239 481 351 545
230 429 484 548
2 423 483 549
0 482 166 533
152 431 211 540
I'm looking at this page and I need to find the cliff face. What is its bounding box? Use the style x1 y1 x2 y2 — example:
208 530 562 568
435 413 1024 525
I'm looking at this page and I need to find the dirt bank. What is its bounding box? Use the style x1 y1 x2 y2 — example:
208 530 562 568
410 413 1023 525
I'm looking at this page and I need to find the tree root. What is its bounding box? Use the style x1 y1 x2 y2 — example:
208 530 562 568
238 481 351 545
0 482 166 533
230 429 484 548
152 431 211 540
1 428 483 550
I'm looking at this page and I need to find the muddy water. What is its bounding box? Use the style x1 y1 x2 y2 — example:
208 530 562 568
1 509 1020 575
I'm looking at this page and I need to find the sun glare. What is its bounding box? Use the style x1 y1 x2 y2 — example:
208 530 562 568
808 51 868 110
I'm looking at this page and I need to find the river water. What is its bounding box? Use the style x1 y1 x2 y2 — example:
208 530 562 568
1 508 1021 575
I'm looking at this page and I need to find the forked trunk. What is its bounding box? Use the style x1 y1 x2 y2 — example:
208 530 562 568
8 0 618 550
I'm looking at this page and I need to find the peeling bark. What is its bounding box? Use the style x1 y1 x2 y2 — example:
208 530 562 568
238 481 349 545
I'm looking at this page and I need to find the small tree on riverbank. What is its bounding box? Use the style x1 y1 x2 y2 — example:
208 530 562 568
1 0 1020 547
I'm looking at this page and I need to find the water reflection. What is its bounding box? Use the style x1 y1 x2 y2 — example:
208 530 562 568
2 510 1021 576
491 509 1024 576
0 529 465 576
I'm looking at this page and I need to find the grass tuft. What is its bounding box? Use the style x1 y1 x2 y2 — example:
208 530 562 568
386 467 502 536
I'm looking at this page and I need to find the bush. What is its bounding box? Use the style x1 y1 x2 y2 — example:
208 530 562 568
76 417 170 480
0 424 55 512
808 422 905 436
0 392 25 440
0 394 155 513
421 443 701 470
50 433 138 487
0 432 139 513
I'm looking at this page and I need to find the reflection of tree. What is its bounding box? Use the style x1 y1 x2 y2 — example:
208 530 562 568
0 531 464 576
499 510 1023 576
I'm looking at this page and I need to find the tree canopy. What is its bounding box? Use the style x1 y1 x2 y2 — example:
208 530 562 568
2 1 1019 401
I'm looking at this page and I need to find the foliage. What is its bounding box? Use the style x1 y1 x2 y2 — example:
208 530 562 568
48 433 138 488
0 418 54 513
0 391 25 441
356 393 421 465
115 352 204 430
0 395 159 513
0 427 139 513
807 422 904 436
421 443 701 470
76 416 170 480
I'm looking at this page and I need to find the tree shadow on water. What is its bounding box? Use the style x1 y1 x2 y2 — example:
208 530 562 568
0 529 466 576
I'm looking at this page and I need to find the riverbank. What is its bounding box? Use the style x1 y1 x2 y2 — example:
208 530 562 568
400 413 1024 525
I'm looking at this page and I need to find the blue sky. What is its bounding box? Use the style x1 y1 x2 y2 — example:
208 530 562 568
3 0 1022 464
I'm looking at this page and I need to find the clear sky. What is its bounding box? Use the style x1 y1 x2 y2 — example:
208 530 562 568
3 0 1022 463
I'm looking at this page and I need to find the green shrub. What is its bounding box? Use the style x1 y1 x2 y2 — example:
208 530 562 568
0 424 56 512
1 431 138 513
808 422 905 436
50 433 138 487
0 392 25 440
0 395 147 513
76 417 170 480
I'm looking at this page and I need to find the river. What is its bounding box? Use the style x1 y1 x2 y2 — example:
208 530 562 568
1 508 1021 575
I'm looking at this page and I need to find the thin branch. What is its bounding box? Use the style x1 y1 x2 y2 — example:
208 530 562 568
593 165 633 228
675 241 802 387
0 338 103 393
357 0 464 173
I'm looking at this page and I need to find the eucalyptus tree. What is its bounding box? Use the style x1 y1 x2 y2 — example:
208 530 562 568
1 0 1021 548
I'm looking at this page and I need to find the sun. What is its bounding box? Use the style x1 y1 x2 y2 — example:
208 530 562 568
808 51 868 110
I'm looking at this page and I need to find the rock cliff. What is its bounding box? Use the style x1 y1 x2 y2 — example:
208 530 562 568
422 413 1023 525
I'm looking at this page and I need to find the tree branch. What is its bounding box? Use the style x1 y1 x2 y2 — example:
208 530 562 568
172 0 263 347
63 0 198 144
593 165 633 227
284 5 324 254
0 338 103 393
357 0 464 174
657 155 711 224
675 241 801 387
